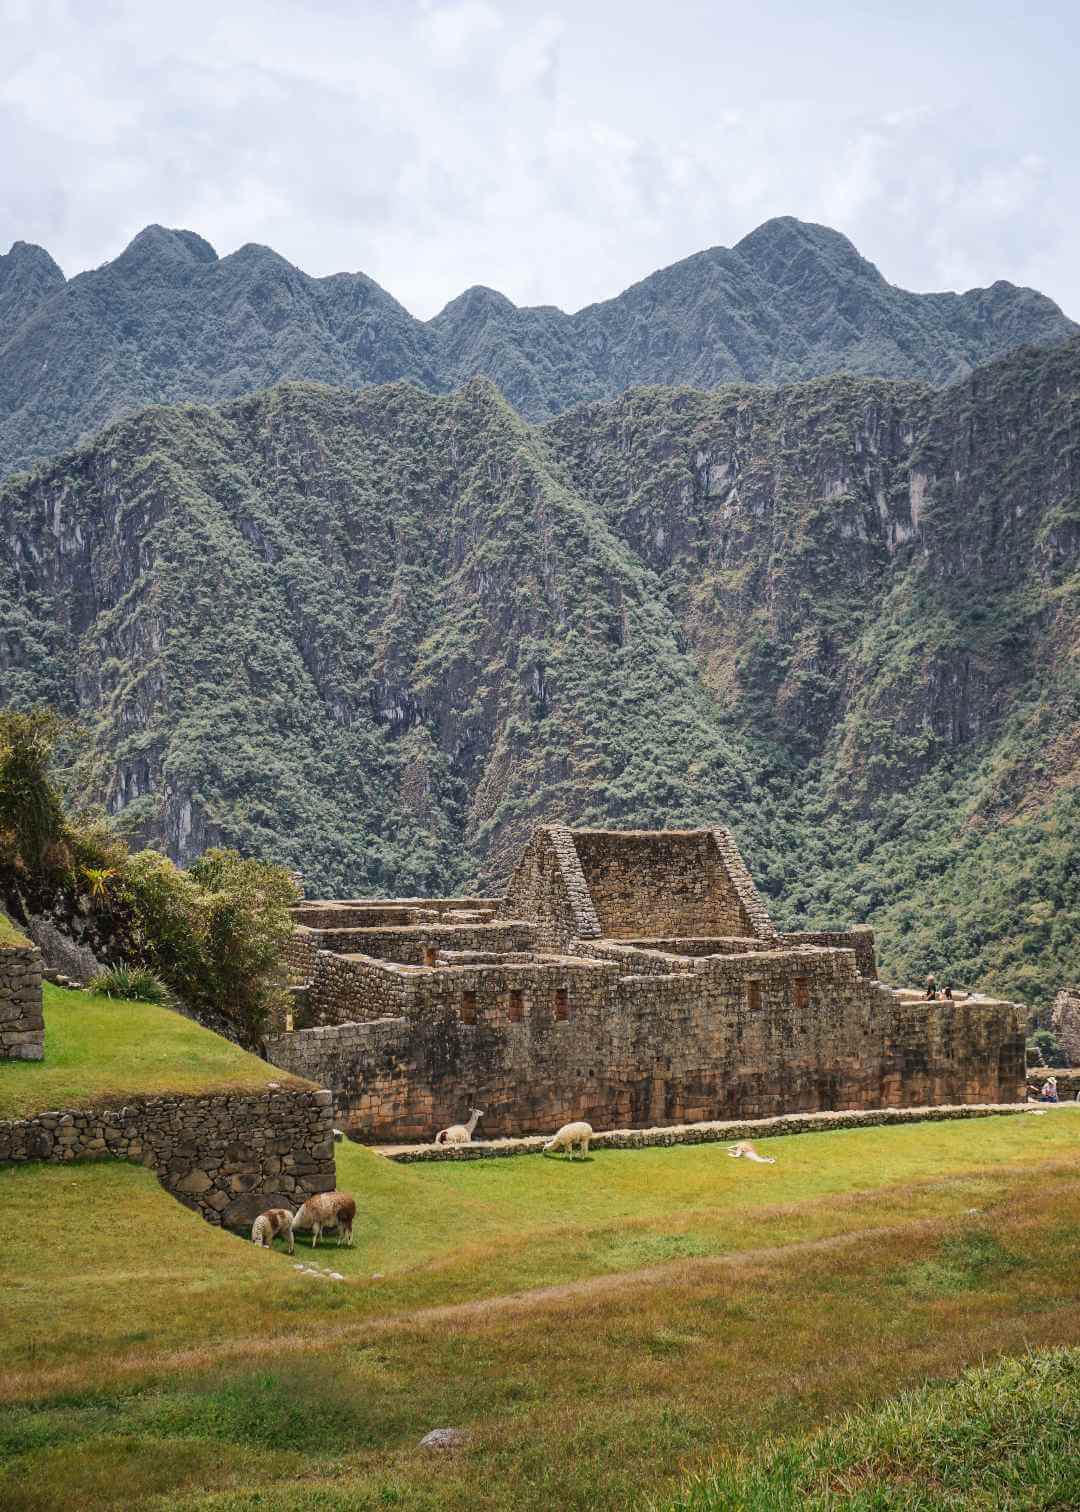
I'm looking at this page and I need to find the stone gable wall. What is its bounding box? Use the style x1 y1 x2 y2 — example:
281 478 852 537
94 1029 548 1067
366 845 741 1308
0 942 44 1060
568 828 776 941
502 824 602 951
0 1088 336 1229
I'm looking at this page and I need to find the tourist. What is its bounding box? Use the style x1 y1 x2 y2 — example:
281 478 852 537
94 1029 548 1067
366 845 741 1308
1041 1076 1059 1103
943 983 954 999
925 973 937 1000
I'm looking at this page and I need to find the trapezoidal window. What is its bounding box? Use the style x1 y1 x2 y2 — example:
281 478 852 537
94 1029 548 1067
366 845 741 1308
747 979 763 1012
460 990 477 1024
793 977 810 1011
508 988 524 1023
554 988 570 1021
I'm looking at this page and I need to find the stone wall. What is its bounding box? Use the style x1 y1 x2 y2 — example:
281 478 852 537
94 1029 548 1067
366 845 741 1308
386 1102 1036 1161
288 922 535 985
0 941 44 1060
0 1088 336 1228
502 824 602 951
781 929 878 980
265 942 1026 1141
1052 986 1080 1066
570 828 758 939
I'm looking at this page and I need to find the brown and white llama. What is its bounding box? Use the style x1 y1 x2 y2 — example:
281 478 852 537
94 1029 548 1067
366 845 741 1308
434 1108 484 1145
290 1190 357 1249
251 1207 295 1248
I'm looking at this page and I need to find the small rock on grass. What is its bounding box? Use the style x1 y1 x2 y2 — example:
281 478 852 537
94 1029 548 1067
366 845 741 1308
420 1428 469 1451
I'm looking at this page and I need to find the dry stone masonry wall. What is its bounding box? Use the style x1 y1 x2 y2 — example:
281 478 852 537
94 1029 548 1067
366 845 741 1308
0 940 44 1061
0 1089 336 1228
269 825 1027 1142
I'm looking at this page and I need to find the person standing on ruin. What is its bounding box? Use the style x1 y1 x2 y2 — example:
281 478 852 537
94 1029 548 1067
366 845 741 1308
925 973 937 1000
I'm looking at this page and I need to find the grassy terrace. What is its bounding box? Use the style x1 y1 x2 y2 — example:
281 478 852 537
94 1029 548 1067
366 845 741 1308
2 1084 1080 1509
0 985 309 1118
0 910 30 946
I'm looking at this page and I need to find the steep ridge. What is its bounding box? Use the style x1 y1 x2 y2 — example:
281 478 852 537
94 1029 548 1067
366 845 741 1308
1 217 1074 477
1 340 1078 1003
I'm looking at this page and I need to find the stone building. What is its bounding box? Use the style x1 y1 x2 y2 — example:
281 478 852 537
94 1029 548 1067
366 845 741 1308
264 824 1027 1141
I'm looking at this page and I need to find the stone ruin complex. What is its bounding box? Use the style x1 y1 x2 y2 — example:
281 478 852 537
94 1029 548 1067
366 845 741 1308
264 824 1027 1142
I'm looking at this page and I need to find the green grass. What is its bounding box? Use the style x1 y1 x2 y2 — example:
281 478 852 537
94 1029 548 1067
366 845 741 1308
0 985 309 1117
3 1111 1080 1509
0 910 30 947
661 1348 1080 1510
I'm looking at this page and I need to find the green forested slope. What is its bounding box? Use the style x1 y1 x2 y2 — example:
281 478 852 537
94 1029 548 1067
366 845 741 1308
1 215 1074 478
2 338 1079 1005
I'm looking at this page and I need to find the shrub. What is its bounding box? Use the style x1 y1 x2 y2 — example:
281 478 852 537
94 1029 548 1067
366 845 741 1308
90 965 174 1006
0 707 299 1048
1027 1028 1068 1069
0 709 68 874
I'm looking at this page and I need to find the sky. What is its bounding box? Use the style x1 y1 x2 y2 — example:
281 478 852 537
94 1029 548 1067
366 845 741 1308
2 0 1079 320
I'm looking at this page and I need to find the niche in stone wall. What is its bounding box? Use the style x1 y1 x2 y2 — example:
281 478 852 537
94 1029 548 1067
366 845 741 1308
461 990 477 1024
747 980 763 1012
554 988 570 1021
508 989 524 1022
793 977 810 1011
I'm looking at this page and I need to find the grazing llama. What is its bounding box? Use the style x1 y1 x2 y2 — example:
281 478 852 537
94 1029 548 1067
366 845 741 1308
543 1120 593 1160
251 1207 295 1248
727 1140 775 1164
434 1108 484 1145
290 1191 357 1250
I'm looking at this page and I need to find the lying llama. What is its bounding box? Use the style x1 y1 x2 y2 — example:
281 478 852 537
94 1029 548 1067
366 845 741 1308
434 1108 484 1145
727 1140 775 1164
251 1207 295 1248
290 1190 357 1250
543 1120 593 1160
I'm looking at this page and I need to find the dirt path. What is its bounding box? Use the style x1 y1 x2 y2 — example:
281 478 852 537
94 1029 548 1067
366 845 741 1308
0 1216 947 1402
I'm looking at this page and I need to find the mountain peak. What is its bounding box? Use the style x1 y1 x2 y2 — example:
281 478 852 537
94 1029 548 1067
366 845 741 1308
113 225 219 276
735 216 878 282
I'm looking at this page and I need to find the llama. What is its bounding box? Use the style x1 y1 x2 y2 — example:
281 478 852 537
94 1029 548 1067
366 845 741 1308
290 1191 357 1249
251 1207 295 1249
727 1141 775 1164
434 1108 484 1145
543 1120 593 1160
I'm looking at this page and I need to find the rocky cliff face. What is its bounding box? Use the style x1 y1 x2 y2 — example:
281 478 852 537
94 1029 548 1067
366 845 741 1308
2 339 1078 1004
1 217 1074 478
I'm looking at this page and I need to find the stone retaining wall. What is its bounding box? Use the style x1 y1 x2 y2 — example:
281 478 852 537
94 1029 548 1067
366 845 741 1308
383 1102 1042 1161
0 1088 336 1228
0 941 44 1060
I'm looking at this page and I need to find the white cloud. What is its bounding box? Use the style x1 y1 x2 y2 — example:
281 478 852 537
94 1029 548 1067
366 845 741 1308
0 0 1076 321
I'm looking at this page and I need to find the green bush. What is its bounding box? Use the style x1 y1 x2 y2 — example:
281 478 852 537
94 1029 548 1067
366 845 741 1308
90 965 174 1006
0 708 298 1047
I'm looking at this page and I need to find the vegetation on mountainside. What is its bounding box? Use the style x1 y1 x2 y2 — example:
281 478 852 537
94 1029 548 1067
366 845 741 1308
0 983 302 1117
1 215 1075 477
1 334 1078 1010
0 711 297 1045
2 1112 1079 1508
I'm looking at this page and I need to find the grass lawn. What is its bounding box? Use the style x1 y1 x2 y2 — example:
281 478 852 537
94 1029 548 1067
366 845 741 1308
2 1106 1080 1509
0 911 30 946
0 986 310 1117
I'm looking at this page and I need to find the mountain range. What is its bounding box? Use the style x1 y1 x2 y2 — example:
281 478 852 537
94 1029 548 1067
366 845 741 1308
2 329 1078 1005
1 216 1076 479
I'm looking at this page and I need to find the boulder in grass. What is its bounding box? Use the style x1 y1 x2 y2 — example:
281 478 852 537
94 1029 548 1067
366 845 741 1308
419 1428 469 1451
